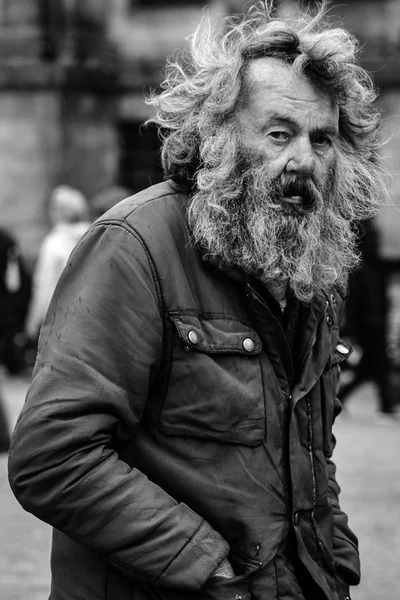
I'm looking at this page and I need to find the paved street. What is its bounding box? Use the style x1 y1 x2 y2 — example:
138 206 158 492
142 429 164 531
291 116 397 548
0 375 51 600
0 374 399 600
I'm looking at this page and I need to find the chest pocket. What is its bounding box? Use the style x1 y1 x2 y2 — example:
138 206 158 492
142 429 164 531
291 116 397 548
159 311 265 446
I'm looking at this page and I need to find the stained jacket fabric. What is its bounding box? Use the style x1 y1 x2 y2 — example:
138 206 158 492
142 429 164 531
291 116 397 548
8 180 359 600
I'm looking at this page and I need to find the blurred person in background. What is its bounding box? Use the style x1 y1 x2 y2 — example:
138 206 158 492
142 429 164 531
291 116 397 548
25 185 90 344
338 218 395 422
8 3 387 600
90 185 131 221
0 227 31 451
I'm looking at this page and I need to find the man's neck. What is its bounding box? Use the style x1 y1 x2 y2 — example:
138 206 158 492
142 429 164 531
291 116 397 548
265 280 288 312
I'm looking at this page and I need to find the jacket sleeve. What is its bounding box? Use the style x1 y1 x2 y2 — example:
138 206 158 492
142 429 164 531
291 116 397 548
8 221 229 590
326 396 360 588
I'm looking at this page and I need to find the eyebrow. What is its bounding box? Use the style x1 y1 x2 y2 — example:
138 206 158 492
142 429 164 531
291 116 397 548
264 115 339 136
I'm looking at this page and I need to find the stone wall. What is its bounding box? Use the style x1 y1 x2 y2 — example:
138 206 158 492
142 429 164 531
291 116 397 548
0 90 119 264
0 92 60 265
2 0 400 263
59 93 119 201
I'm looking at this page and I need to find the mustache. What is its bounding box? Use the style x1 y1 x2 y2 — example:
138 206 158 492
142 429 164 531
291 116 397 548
240 156 331 214
270 174 324 211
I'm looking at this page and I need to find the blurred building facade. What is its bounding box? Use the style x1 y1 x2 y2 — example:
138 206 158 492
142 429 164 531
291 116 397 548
0 0 400 265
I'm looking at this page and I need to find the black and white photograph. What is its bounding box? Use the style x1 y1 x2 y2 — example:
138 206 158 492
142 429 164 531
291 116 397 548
0 2 399 599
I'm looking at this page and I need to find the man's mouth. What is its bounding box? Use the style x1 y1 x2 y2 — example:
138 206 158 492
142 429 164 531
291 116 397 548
282 195 303 205
280 188 316 212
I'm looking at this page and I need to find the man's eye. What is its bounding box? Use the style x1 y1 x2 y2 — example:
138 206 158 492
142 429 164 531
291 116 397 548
313 135 332 148
268 131 290 142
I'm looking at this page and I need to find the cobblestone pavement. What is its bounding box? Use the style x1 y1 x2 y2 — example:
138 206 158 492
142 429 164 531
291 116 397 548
1 374 399 600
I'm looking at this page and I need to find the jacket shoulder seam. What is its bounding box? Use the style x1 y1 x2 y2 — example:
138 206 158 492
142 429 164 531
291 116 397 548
92 220 164 320
108 189 179 222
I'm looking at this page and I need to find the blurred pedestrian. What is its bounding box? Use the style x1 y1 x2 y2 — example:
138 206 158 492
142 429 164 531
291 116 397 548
0 227 32 374
25 185 90 343
0 388 9 453
338 218 396 421
0 227 31 451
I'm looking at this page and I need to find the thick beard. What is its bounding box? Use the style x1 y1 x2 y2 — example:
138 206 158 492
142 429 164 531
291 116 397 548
188 133 360 303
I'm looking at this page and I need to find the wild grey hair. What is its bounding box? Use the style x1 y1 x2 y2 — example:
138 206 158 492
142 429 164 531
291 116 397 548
146 0 384 205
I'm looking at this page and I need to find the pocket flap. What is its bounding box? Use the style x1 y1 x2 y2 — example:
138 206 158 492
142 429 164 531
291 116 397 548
170 312 262 355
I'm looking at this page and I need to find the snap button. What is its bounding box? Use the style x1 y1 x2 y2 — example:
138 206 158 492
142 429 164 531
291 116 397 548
235 595 242 600
326 316 333 326
188 330 199 345
243 337 255 352
336 343 350 355
330 293 336 304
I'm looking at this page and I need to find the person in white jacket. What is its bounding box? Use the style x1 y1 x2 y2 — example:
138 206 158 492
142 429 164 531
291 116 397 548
26 185 90 341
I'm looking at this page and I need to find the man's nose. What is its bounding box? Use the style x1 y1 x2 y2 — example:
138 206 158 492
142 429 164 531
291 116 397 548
285 139 315 176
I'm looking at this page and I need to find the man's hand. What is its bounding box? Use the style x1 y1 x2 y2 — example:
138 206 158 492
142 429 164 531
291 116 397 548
209 558 235 579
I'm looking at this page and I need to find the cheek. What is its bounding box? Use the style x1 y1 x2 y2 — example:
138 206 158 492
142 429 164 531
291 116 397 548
241 139 283 173
315 152 336 185
251 143 287 173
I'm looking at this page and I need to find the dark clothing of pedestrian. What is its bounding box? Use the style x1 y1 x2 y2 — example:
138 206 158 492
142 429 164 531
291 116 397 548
0 228 31 451
0 227 31 375
338 219 392 413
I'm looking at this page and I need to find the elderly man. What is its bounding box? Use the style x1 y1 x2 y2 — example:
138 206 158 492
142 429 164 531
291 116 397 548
9 3 385 600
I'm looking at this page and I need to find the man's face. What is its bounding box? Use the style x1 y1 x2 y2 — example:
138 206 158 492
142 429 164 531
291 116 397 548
235 58 339 214
188 57 362 302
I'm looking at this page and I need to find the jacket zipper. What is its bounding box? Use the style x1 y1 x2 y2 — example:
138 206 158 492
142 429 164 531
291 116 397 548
306 393 325 563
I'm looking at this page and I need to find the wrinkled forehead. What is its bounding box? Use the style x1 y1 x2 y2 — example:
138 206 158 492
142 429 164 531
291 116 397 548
240 57 339 127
